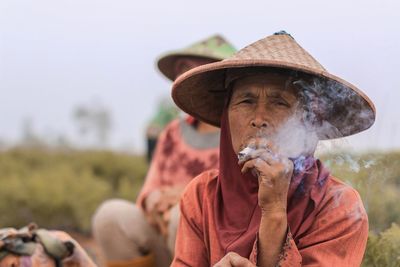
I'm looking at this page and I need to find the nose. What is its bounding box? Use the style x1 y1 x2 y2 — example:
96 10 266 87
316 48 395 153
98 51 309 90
251 119 268 129
250 102 269 129
251 114 268 130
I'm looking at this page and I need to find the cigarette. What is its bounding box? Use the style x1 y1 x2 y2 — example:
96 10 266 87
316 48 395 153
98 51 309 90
238 147 254 162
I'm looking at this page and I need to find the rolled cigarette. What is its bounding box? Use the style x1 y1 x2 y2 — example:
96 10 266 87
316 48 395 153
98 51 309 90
238 147 254 162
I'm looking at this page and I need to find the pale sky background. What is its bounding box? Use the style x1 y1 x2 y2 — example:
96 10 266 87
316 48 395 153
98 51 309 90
0 0 399 153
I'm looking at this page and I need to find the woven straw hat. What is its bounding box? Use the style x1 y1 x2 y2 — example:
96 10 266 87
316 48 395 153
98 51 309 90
172 31 376 140
157 35 236 81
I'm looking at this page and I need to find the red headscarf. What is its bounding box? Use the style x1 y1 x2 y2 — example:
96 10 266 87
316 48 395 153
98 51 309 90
213 108 330 257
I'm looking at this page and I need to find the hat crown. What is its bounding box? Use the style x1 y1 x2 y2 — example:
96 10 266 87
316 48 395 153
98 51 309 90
172 32 376 139
182 34 237 60
226 32 326 72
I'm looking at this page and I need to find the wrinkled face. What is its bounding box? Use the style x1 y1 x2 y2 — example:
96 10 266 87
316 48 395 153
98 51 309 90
228 73 301 154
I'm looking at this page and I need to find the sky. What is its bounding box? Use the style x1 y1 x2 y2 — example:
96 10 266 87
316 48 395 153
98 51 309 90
0 0 399 153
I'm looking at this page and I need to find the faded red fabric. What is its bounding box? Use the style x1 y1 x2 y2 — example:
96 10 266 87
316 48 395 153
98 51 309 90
173 171 368 266
213 110 330 257
172 111 368 266
185 115 197 126
136 119 219 208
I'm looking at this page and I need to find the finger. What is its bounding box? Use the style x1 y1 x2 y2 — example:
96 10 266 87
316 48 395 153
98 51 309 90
153 212 166 233
213 252 255 267
257 152 293 177
156 202 167 212
239 148 275 165
146 213 157 227
281 158 294 176
258 150 281 164
157 199 174 213
163 210 171 223
155 197 172 212
213 254 233 267
241 158 274 174
229 253 255 267
158 216 169 237
241 159 256 174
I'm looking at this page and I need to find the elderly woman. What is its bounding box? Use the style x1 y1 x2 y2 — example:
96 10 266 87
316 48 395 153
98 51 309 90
171 32 375 266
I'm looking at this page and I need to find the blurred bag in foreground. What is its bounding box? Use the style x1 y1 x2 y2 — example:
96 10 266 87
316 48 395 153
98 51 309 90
0 223 96 267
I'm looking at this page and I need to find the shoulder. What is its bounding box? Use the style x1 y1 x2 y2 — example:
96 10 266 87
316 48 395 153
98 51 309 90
162 118 181 133
156 119 181 142
325 176 364 208
319 175 367 224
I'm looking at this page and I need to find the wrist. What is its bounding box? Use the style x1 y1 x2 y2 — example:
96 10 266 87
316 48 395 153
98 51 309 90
260 209 287 221
259 202 287 215
259 211 287 233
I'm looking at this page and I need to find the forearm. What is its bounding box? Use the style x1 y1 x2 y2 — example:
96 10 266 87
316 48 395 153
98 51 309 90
257 211 288 267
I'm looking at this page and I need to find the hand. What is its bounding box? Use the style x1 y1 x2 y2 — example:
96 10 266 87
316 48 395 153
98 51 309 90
239 138 293 214
155 185 185 213
213 252 255 267
144 190 167 234
144 185 185 236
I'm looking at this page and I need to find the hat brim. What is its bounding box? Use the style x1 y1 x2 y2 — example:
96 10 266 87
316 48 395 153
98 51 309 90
172 59 376 140
157 53 223 81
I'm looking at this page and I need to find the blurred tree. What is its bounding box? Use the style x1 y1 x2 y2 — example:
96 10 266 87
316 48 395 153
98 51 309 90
73 103 112 148
20 118 45 147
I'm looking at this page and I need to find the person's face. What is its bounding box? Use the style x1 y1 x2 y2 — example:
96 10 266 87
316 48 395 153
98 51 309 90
174 57 215 79
228 73 300 154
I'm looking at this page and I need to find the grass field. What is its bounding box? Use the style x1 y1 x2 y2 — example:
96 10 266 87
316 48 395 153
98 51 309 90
0 147 399 266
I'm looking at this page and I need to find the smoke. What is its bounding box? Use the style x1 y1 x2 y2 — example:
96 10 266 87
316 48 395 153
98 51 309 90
228 66 374 157
324 154 376 173
293 77 374 140
237 74 375 178
270 113 318 159
234 72 386 227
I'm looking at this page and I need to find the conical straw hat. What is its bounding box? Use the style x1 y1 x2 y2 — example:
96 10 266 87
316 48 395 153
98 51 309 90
172 31 376 140
157 34 236 81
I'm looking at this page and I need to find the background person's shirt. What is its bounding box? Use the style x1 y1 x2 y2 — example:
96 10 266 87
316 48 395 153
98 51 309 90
137 118 219 209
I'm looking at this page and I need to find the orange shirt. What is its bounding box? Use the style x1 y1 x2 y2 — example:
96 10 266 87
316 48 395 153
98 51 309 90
137 119 219 209
172 170 368 266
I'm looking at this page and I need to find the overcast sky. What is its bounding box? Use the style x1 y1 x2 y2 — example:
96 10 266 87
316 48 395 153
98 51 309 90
0 0 399 152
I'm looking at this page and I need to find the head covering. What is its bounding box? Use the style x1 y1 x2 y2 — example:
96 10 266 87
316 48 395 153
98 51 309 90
172 31 376 140
213 108 330 257
157 34 236 81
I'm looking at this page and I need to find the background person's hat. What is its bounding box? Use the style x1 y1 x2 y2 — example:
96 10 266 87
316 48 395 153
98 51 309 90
157 34 237 81
172 31 376 140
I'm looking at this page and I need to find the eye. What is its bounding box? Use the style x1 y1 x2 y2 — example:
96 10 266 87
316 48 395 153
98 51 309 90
239 98 255 105
272 99 290 107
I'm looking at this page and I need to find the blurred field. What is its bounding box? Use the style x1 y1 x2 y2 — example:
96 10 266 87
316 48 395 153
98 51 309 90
0 148 399 266
0 147 147 232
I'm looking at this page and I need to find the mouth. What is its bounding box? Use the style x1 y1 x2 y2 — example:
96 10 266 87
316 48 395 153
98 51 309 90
239 134 270 151
237 136 275 164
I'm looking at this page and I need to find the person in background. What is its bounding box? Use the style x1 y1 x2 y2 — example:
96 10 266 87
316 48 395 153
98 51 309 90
92 35 236 267
145 35 236 163
170 31 375 266
145 97 178 162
